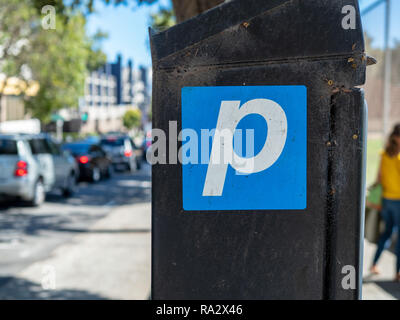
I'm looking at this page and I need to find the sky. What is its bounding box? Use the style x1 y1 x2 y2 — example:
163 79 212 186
86 0 171 68
87 0 400 68
361 0 400 48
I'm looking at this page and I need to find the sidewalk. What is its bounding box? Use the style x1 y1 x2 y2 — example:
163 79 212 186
1 204 397 300
362 239 400 300
0 202 151 300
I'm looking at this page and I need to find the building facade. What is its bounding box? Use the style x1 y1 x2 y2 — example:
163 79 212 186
78 54 151 133
0 77 39 123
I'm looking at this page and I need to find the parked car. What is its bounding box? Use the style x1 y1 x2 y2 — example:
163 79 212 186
26 134 78 197
46 136 79 197
0 134 44 206
100 134 141 172
62 142 112 182
0 133 77 205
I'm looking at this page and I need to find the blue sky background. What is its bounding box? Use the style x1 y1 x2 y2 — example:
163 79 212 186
360 0 400 47
86 0 171 68
87 0 400 68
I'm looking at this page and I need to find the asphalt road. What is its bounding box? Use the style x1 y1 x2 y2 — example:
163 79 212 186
0 163 151 285
1 162 398 300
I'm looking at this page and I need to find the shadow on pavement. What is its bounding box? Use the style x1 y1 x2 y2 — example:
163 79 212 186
363 279 400 299
47 227 151 233
0 212 107 237
45 169 151 208
0 167 151 238
0 164 151 210
0 277 108 300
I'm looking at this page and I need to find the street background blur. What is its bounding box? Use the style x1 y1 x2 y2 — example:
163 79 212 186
0 0 399 299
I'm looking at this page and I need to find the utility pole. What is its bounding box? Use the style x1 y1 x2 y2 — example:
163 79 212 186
382 0 392 137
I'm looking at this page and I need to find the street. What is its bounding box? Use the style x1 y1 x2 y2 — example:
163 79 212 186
0 164 151 300
0 160 399 300
363 239 400 300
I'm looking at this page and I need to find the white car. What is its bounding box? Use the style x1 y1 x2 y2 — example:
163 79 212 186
26 134 79 197
0 134 45 206
0 134 78 206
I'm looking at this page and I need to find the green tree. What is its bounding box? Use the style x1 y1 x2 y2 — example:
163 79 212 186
123 108 142 130
0 0 107 121
150 7 176 30
86 30 108 71
0 0 38 101
1 0 226 121
26 13 104 121
38 0 223 24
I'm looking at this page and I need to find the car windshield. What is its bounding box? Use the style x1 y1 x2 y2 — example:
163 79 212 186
0 139 18 155
100 138 124 147
62 144 90 155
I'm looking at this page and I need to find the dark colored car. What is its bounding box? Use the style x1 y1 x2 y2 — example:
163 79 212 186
100 135 142 172
62 142 112 182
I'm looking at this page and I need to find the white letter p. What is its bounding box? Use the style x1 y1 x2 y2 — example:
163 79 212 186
202 99 287 196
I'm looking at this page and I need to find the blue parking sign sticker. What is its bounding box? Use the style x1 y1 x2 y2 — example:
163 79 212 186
181 86 307 211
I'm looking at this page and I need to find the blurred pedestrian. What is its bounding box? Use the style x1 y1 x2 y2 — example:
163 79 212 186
370 124 400 282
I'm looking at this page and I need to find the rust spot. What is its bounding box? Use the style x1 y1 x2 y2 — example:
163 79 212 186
348 57 355 63
327 80 334 86
351 63 357 69
352 43 357 50
352 134 358 140
242 22 250 28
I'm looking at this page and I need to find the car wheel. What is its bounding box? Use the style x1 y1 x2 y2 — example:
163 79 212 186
91 167 101 182
30 179 45 207
63 172 77 197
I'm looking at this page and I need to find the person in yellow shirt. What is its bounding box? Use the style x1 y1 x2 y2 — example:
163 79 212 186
370 124 400 281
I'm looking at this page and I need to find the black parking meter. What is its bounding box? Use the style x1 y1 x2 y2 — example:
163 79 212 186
150 0 367 299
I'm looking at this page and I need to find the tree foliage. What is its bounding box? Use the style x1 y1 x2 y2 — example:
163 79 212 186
0 0 38 97
0 0 228 122
0 0 107 121
34 0 222 24
150 7 176 30
31 0 157 15
26 13 106 121
123 108 142 130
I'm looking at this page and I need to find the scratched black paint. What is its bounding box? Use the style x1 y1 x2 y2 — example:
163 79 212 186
150 0 366 300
